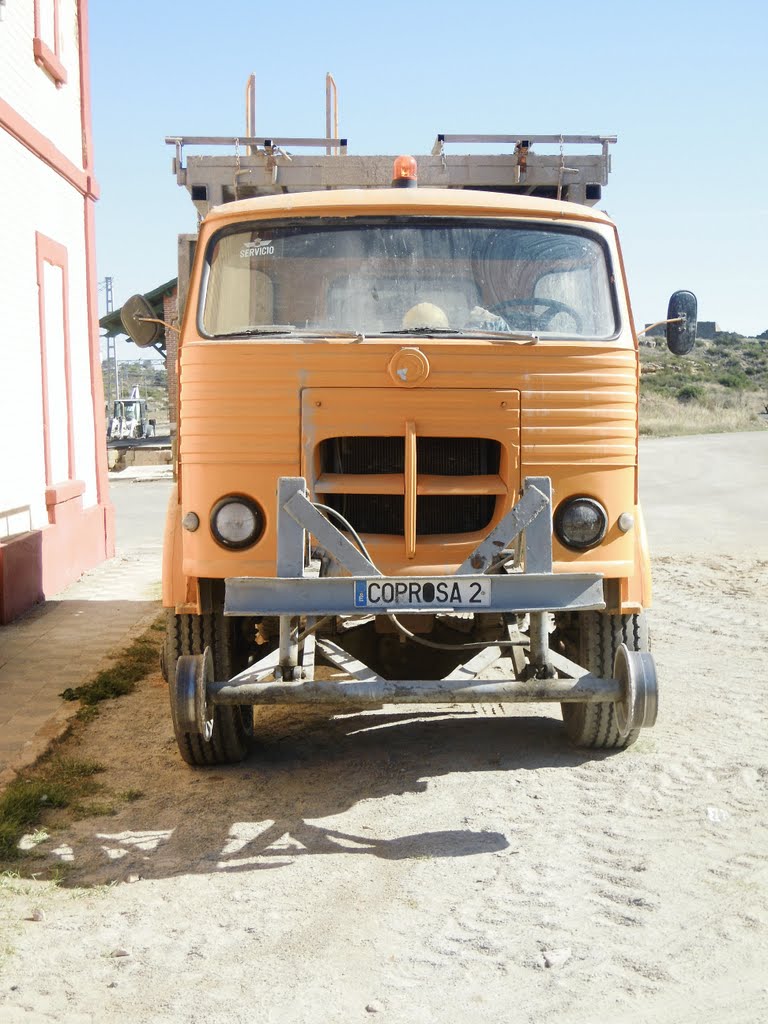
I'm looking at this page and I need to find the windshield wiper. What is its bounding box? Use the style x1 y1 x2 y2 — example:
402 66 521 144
216 326 537 344
217 326 371 341
382 327 539 343
381 327 462 335
216 325 297 337
478 331 539 344
289 329 367 340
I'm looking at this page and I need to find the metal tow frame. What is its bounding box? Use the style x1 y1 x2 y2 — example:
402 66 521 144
215 476 612 699
166 475 659 740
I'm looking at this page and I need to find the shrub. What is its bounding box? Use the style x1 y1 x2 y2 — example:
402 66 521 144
676 384 703 403
717 372 748 389
713 331 746 345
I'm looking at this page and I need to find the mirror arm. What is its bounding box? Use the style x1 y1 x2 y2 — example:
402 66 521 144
636 316 684 338
137 315 180 335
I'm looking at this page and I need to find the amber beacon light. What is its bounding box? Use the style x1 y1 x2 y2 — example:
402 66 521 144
392 155 418 187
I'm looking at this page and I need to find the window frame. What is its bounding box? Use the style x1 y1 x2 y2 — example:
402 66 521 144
35 232 77 505
33 0 67 87
198 216 622 342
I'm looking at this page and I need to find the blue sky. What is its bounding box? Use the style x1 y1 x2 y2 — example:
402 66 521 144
91 0 768 350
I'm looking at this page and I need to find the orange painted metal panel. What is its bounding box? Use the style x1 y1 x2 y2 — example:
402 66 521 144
167 190 647 612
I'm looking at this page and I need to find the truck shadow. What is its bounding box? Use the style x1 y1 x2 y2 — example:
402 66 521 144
36 704 614 887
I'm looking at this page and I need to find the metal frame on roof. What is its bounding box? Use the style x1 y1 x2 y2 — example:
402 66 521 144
165 133 615 219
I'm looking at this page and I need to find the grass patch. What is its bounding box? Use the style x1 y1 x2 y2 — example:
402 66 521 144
72 801 118 819
118 789 144 803
60 636 160 705
0 622 163 862
0 782 70 856
45 757 105 783
0 765 110 859
75 705 101 724
640 388 763 436
0 760 105 860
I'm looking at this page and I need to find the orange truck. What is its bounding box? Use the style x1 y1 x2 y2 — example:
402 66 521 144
123 114 696 767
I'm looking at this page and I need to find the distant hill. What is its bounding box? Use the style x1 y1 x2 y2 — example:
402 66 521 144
639 333 768 435
640 333 768 397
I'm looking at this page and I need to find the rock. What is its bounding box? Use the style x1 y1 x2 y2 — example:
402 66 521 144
543 948 572 969
707 807 730 825
366 1001 384 1013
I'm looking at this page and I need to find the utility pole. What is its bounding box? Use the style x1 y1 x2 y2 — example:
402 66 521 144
102 276 119 407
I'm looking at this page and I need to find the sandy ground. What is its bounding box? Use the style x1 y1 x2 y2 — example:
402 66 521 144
1 435 767 1024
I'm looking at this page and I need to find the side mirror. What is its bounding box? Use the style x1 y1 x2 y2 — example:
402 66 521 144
120 294 163 348
666 290 697 356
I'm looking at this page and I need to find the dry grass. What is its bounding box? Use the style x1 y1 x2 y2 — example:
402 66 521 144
0 759 105 859
0 623 162 861
639 388 766 437
59 636 159 706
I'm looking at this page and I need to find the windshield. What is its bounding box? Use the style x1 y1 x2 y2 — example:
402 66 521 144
201 218 617 339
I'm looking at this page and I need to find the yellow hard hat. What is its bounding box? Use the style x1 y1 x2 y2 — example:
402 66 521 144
401 302 449 329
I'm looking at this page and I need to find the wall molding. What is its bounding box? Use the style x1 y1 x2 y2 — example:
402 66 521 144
0 97 98 198
36 232 76 498
33 0 67 86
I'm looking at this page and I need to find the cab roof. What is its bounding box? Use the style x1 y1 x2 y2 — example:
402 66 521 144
203 187 615 228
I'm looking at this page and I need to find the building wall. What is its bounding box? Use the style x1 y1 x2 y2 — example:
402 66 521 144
163 285 179 451
2 0 84 167
695 322 719 341
644 320 719 340
0 0 113 622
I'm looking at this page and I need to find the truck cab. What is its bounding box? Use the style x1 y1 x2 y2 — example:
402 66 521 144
123 124 695 766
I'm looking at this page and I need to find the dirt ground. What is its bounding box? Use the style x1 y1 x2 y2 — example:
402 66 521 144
1 442 767 1024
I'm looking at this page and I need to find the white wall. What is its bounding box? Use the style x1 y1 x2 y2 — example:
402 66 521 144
0 130 98 534
0 0 84 169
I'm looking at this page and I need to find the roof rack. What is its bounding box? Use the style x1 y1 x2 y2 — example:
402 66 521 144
165 78 615 217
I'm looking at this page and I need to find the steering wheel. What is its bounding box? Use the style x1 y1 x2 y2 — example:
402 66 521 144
487 298 583 333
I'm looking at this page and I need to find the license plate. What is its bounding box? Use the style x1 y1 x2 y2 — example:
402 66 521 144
353 578 490 610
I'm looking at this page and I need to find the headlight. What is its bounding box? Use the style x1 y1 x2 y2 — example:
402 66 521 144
554 496 608 551
210 495 264 550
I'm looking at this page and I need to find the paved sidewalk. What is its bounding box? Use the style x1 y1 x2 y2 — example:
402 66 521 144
108 464 173 483
0 534 164 789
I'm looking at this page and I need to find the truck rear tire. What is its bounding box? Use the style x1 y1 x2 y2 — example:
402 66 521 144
561 611 649 749
166 608 254 765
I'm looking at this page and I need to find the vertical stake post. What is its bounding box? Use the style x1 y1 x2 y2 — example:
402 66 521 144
524 477 554 674
276 478 307 680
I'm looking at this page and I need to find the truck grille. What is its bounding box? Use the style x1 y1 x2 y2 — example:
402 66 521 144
317 436 501 537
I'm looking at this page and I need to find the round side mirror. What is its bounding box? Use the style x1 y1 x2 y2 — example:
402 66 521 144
120 294 163 348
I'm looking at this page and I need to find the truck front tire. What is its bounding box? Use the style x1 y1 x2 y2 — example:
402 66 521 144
166 608 254 765
561 611 649 749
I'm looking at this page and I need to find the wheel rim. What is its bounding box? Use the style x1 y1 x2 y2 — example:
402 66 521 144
173 655 199 734
195 648 215 740
173 650 215 740
614 644 658 738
